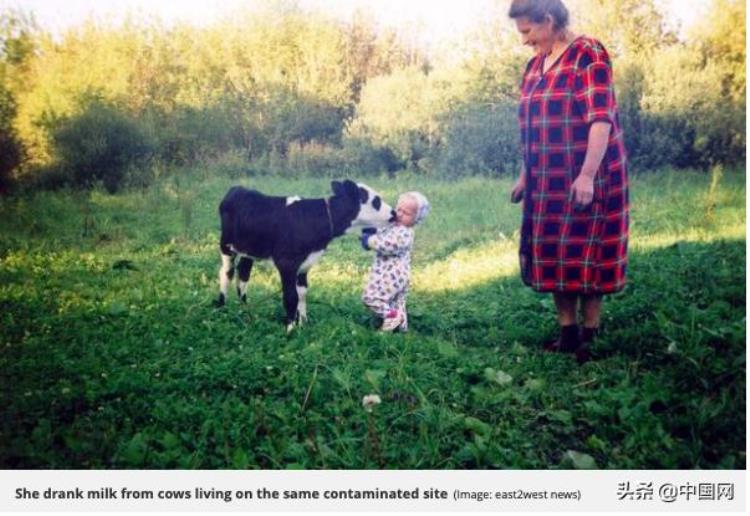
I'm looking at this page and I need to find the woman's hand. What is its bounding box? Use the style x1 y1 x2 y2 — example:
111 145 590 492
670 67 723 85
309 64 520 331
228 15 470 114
571 122 610 210
510 173 526 204
570 174 594 209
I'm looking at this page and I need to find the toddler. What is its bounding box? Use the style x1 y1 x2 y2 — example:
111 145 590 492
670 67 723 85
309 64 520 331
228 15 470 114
361 191 430 332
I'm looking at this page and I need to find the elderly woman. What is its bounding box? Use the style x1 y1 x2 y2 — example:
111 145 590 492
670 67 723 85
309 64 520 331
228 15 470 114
508 0 629 364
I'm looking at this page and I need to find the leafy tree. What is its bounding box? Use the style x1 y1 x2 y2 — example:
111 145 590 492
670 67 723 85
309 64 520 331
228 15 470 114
1 0 745 186
50 97 152 192
0 80 21 191
0 9 37 189
344 10 414 102
0 8 36 66
636 0 746 168
347 66 437 168
436 101 520 176
689 0 745 103
569 0 677 57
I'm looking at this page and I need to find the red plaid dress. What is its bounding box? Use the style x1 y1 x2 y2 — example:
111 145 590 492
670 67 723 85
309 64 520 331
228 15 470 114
518 36 629 294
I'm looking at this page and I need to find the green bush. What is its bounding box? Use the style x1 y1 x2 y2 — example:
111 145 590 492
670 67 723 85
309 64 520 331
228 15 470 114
0 83 21 192
0 123 21 192
267 95 346 153
50 99 153 193
151 104 244 165
247 137 403 178
2 1 745 184
340 137 402 175
435 101 521 177
279 141 343 177
347 67 436 169
625 111 697 170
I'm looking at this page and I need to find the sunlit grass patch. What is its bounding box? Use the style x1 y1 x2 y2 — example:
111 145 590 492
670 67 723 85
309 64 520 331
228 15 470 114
413 240 519 292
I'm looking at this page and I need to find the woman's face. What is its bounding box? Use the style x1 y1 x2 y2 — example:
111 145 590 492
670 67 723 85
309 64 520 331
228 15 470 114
515 15 555 55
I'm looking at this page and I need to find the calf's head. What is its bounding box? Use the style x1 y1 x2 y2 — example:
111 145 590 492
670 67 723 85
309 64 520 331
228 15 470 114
331 180 394 231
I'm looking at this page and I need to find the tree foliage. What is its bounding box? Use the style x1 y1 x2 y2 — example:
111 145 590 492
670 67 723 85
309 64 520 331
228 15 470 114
0 9 36 191
0 0 744 190
50 97 152 192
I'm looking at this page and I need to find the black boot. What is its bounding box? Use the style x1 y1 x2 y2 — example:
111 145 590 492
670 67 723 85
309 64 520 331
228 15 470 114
575 327 598 364
544 324 580 353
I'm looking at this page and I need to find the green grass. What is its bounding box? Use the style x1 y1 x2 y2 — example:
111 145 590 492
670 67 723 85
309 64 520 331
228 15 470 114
0 168 745 469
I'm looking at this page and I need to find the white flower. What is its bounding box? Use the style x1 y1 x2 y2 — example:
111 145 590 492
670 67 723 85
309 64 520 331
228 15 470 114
362 394 382 413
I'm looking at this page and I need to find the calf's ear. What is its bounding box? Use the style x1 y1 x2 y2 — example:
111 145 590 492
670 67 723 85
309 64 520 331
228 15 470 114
342 180 360 200
358 186 369 204
332 179 361 201
331 181 344 197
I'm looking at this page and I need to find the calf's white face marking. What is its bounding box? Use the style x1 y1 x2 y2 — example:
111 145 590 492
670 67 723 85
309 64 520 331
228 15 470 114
351 183 393 232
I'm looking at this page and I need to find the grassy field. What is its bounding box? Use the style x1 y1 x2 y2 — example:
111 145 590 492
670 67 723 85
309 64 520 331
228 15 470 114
0 168 745 469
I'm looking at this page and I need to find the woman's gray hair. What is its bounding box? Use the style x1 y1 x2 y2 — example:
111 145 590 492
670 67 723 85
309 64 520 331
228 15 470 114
508 0 570 31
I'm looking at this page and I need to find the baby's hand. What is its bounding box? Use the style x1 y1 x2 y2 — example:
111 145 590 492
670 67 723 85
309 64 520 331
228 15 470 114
360 228 375 250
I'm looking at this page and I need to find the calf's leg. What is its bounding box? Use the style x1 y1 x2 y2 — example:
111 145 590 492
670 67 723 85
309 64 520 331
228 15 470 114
236 257 253 303
276 262 300 332
217 250 236 307
296 272 308 325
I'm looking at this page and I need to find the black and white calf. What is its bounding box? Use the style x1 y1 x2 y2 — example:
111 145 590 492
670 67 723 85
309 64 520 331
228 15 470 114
217 180 395 331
